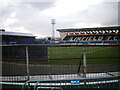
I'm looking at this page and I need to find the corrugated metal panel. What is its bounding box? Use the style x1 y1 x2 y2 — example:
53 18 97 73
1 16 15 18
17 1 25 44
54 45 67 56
57 26 120 32
0 31 35 37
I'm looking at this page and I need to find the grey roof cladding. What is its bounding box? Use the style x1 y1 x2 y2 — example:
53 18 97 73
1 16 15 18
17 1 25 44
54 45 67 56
0 30 35 37
57 26 120 32
0 29 5 31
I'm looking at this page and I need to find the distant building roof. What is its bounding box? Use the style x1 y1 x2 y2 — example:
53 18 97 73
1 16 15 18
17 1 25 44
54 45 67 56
0 29 5 31
57 26 120 32
0 30 35 37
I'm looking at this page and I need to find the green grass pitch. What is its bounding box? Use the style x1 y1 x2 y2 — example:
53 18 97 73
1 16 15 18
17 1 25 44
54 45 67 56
46 46 120 65
4 46 120 65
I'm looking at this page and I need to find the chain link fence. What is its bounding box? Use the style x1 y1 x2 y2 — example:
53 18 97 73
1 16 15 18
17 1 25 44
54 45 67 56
1 44 120 89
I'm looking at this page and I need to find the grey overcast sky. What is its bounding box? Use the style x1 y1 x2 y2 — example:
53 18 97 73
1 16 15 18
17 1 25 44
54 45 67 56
0 0 119 38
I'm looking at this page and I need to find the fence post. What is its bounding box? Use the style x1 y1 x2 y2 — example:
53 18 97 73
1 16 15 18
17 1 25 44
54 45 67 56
0 38 2 90
26 46 30 80
83 46 86 78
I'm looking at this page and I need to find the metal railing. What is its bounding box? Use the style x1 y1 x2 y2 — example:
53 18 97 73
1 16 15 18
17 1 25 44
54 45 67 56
21 75 120 90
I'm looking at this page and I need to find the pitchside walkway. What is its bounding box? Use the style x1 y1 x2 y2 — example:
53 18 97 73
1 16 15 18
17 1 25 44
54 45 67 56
1 71 120 81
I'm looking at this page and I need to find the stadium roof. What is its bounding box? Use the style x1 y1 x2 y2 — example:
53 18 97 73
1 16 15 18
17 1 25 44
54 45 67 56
0 29 5 31
0 30 35 37
57 26 120 32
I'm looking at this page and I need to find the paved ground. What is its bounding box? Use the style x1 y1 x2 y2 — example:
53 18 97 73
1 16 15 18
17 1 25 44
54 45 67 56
1 62 120 81
2 62 120 76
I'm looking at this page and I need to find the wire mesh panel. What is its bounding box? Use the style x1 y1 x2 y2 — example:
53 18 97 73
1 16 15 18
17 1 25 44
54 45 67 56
85 45 120 73
2 45 48 81
2 45 27 81
1 44 120 89
48 45 83 74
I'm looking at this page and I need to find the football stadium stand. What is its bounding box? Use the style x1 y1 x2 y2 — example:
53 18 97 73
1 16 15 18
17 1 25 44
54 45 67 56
57 26 120 45
0 29 39 44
